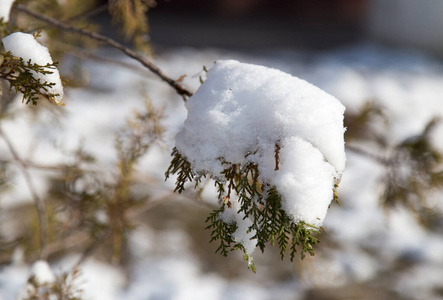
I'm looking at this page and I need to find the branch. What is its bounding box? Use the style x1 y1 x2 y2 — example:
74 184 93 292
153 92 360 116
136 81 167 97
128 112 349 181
275 143 281 171
66 45 154 78
346 143 391 166
73 230 111 268
0 231 89 265
72 191 179 266
14 4 193 99
64 3 110 23
0 126 48 260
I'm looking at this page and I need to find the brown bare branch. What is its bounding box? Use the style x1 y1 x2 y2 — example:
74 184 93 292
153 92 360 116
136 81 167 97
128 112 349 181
275 143 281 171
65 3 110 23
0 126 48 260
14 4 193 99
346 143 391 166
66 46 153 78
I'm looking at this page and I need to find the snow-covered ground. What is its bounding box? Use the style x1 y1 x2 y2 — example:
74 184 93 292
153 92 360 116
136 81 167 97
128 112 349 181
1 43 443 299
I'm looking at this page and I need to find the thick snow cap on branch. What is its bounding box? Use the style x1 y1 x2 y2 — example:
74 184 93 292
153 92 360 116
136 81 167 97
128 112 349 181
175 60 346 226
2 32 64 104
0 0 15 22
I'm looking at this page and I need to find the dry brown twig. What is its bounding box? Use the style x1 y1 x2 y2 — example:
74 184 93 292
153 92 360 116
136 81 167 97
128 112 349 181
64 2 110 23
0 3 197 267
14 4 193 100
0 126 49 260
346 143 391 166
0 191 202 266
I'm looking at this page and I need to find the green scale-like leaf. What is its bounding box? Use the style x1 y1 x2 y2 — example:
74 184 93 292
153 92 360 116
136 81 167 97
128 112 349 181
166 148 322 271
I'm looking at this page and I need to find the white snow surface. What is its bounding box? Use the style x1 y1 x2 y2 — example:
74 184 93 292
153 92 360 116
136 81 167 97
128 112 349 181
15 260 56 300
1 44 443 299
29 260 55 285
0 0 14 22
2 32 64 103
175 60 346 226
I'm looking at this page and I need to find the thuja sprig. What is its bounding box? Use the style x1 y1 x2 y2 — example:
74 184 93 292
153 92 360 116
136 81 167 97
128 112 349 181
165 147 196 193
25 266 84 300
205 206 237 257
166 148 322 271
381 117 443 225
0 51 60 105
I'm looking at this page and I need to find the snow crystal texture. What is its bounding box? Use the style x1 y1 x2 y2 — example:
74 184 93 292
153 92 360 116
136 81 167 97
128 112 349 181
2 32 64 103
175 60 346 226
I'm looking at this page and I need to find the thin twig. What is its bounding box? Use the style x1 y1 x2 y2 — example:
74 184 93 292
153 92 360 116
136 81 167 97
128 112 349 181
346 143 391 166
74 192 178 267
73 230 111 268
274 143 281 171
14 4 193 99
26 0 123 32
0 181 214 266
66 46 155 78
0 126 48 260
0 232 89 265
64 3 110 23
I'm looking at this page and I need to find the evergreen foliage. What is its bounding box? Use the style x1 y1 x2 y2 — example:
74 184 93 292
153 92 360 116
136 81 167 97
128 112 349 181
23 267 84 300
0 50 61 105
166 149 324 271
109 0 154 51
2 1 443 294
47 100 164 264
0 18 14 39
21 0 101 58
345 102 443 227
381 117 443 224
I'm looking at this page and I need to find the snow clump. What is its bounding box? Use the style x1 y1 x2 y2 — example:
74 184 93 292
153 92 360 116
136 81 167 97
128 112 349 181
2 32 64 104
17 260 56 300
0 0 15 22
175 60 346 227
29 260 56 285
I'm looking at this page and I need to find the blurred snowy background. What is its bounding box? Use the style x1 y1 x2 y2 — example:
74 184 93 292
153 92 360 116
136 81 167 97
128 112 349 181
2 0 443 299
